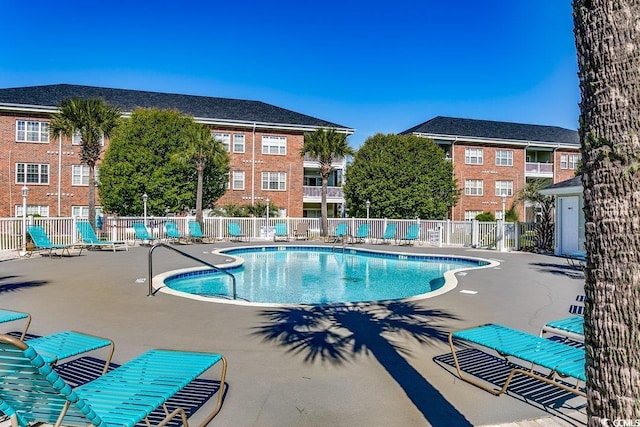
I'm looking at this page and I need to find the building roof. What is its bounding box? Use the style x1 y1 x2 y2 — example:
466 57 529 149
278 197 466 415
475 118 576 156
400 116 579 145
539 175 583 195
0 84 352 132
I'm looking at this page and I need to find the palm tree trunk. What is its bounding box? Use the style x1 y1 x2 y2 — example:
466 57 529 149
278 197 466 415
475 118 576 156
574 1 640 423
321 175 328 237
88 164 96 228
195 167 204 225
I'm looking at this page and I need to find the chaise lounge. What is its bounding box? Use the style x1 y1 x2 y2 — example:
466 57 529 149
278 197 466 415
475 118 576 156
27 225 81 257
0 334 228 427
76 221 128 252
448 323 585 397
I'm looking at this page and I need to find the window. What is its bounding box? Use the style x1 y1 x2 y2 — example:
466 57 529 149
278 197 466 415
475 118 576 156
495 180 513 196
72 131 104 146
464 210 483 221
262 135 287 155
233 134 245 153
464 148 483 165
16 120 49 143
464 179 483 196
304 176 322 186
16 163 49 184
262 172 287 190
72 165 98 186
560 154 568 169
71 206 103 218
214 133 231 152
569 154 580 170
232 170 245 190
15 205 49 217
495 150 513 166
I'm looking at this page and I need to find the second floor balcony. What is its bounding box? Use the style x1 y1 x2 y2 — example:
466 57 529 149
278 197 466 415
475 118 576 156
303 186 344 203
525 162 554 177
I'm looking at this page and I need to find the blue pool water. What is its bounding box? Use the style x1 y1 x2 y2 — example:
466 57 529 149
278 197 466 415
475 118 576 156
164 246 489 305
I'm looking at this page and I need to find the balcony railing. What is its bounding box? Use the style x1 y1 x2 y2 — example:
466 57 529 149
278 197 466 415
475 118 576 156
525 162 553 175
303 186 344 199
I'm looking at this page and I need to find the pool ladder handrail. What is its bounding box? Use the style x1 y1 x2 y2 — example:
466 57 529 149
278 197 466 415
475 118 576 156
147 242 238 299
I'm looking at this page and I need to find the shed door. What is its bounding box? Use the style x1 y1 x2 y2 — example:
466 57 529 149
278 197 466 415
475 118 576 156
560 196 579 254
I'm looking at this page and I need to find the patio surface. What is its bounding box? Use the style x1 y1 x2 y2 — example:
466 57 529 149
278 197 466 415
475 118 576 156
0 241 587 426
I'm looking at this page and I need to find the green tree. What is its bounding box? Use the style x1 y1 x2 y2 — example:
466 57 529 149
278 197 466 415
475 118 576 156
49 98 121 227
171 124 229 226
515 179 554 253
574 1 640 423
301 128 354 236
99 108 228 215
344 133 458 219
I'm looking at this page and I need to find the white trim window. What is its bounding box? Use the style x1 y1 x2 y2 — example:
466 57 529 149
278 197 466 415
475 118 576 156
16 163 49 184
464 179 483 196
15 205 50 217
569 154 580 170
495 149 513 166
464 148 483 165
16 120 49 143
72 165 99 186
262 135 287 155
71 206 103 218
72 131 105 146
232 170 245 190
262 172 287 190
495 180 513 196
233 134 245 153
214 133 231 152
464 210 483 221
560 154 568 169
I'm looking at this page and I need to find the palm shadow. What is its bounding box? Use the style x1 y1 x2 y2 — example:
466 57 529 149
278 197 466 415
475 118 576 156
252 300 471 426
0 275 48 294
529 262 584 279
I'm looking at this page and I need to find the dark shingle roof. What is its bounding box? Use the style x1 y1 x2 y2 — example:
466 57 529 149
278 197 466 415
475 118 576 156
400 116 578 145
543 175 583 191
0 84 350 130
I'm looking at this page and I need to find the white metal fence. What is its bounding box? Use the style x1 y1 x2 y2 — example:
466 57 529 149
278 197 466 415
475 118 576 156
0 216 542 253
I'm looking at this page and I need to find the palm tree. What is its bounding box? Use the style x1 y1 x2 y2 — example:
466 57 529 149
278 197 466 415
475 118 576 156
574 0 640 423
301 128 354 236
49 98 121 228
515 179 554 252
172 123 229 226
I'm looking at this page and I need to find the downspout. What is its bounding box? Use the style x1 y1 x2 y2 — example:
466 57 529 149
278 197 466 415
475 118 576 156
57 135 62 215
251 123 256 205
450 137 457 220
8 151 12 214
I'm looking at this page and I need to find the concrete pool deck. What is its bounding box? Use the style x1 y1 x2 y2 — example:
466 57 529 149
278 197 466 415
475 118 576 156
0 242 587 426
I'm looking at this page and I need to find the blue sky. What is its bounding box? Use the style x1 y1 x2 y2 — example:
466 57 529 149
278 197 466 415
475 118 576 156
0 1 579 147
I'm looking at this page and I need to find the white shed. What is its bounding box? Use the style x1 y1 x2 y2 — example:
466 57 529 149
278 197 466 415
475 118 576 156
540 176 585 256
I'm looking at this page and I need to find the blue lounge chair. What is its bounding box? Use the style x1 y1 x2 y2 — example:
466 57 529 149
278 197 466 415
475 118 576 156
541 315 584 342
0 309 31 340
377 223 397 245
76 220 128 252
350 223 370 244
188 220 214 243
132 222 156 245
228 222 248 242
398 223 420 245
328 222 348 243
274 222 289 242
165 221 188 244
27 225 80 257
448 323 585 397
0 334 227 427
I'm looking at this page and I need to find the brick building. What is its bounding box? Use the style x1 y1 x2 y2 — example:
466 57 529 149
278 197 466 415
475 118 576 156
0 84 353 218
400 116 580 221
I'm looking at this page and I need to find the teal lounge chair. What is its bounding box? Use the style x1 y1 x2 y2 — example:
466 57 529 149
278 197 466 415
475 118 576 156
448 323 585 397
541 315 584 342
274 222 289 242
377 223 397 245
0 309 31 340
228 222 248 242
27 225 80 257
132 222 156 245
165 221 188 244
188 220 214 243
350 223 370 244
398 223 420 246
327 222 348 243
76 221 128 252
0 334 227 427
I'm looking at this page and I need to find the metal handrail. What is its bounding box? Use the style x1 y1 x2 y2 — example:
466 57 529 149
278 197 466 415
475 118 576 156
147 243 238 299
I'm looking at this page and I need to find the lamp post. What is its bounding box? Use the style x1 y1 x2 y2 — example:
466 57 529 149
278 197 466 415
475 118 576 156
365 199 370 221
266 198 270 223
21 185 28 254
142 193 148 228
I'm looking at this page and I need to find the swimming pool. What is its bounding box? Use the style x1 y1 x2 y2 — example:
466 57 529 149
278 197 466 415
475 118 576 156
158 246 495 305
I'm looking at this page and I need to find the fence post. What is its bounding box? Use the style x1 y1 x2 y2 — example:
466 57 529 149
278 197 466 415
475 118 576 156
472 220 479 248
